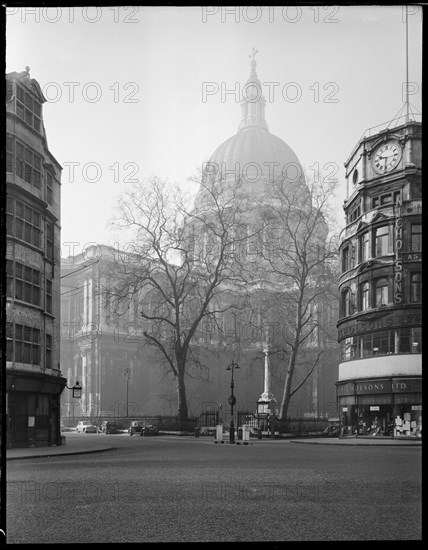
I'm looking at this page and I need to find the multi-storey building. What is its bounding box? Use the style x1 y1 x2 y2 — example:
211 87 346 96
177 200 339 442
5 68 66 447
337 119 422 438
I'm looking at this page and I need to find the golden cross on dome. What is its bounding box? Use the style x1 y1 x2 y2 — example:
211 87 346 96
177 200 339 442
249 47 258 62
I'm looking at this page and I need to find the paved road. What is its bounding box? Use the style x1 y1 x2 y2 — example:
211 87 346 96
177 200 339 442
6 434 422 543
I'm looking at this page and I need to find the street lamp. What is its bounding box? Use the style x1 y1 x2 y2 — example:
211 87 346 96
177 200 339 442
66 381 82 399
226 360 239 444
123 368 131 417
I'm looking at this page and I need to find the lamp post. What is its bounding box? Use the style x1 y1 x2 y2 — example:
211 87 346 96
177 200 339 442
226 360 239 444
123 368 131 417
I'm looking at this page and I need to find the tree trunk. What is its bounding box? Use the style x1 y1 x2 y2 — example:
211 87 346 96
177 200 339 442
278 352 296 420
176 366 188 429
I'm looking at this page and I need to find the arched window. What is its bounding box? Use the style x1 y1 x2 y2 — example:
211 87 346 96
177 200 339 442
375 278 389 307
410 273 422 303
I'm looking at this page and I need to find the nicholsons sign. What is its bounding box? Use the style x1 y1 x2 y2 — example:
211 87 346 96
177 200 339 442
338 378 421 395
394 192 403 304
338 380 391 395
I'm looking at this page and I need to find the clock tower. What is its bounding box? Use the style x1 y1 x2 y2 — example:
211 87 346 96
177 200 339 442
336 118 422 438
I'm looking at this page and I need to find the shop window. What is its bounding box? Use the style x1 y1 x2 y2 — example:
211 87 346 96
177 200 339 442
341 337 357 361
372 330 394 355
360 281 370 311
412 327 422 353
362 333 372 357
410 224 422 252
399 327 412 353
360 232 370 262
410 273 422 303
374 278 390 307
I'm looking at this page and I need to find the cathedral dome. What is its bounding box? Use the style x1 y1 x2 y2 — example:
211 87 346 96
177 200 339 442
197 50 308 207
208 125 303 186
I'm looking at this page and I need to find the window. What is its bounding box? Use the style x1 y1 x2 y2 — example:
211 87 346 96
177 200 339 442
341 288 352 317
410 273 422 303
410 224 422 252
352 170 359 185
375 278 389 307
46 279 52 313
342 246 350 273
16 84 42 132
6 135 14 172
16 140 42 188
371 197 380 209
46 334 52 368
348 204 361 223
372 330 394 355
375 225 391 256
47 172 54 205
360 232 370 262
13 323 41 365
13 262 41 306
361 281 370 311
380 194 393 206
46 223 54 260
14 200 41 247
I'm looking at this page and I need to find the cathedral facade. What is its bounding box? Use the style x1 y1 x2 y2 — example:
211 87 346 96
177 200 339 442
60 56 340 425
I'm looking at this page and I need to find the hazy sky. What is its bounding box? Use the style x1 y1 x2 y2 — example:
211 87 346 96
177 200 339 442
6 5 422 254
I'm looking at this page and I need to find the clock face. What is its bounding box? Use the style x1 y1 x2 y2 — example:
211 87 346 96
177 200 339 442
372 142 402 174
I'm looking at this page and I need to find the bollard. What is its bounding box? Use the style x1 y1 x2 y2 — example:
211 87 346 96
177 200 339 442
257 427 262 439
194 426 200 438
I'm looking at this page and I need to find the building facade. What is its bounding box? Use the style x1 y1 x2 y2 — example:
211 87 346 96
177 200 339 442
5 68 66 448
337 119 422 438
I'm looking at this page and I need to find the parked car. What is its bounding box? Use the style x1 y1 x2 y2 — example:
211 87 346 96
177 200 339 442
323 418 340 437
83 424 98 434
101 421 121 434
140 424 159 436
76 421 93 433
128 421 144 436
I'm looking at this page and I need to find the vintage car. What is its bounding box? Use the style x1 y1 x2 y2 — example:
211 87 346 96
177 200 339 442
83 424 98 434
323 418 341 437
128 421 144 436
101 421 122 434
76 421 93 433
140 424 159 436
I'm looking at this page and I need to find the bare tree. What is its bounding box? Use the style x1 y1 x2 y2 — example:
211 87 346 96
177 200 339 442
253 174 340 420
106 175 255 426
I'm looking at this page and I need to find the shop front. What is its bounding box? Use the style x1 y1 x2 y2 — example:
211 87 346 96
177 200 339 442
337 377 422 438
6 370 67 448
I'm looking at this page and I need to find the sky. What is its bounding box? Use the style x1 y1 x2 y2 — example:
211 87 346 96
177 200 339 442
6 5 422 256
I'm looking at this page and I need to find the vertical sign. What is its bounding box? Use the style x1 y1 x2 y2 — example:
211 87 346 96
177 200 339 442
394 191 403 303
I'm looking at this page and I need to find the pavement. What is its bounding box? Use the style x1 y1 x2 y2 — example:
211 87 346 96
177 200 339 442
5 431 421 460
